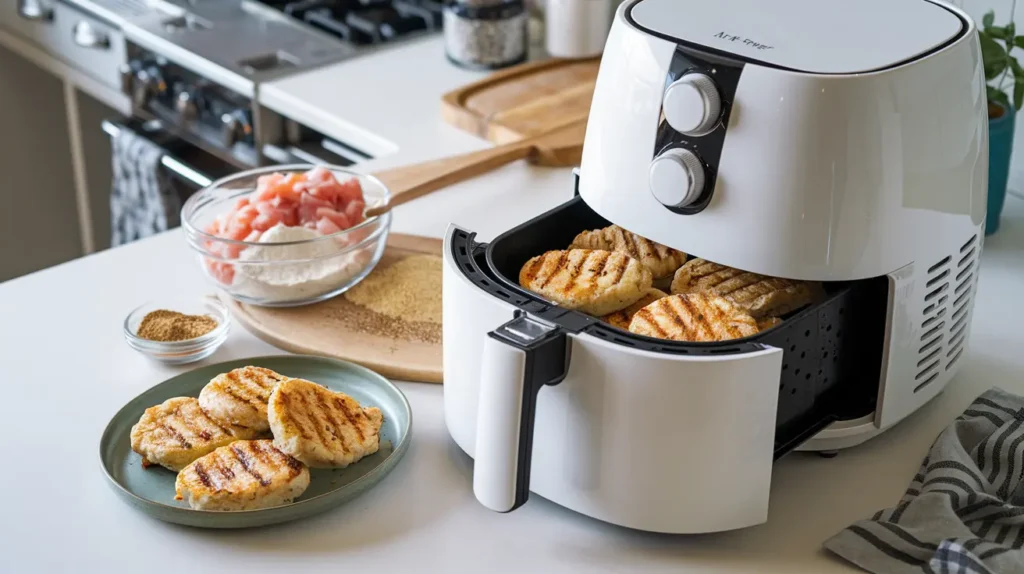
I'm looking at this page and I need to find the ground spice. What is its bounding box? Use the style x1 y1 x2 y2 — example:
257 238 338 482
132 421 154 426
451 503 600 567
137 310 218 342
344 255 442 325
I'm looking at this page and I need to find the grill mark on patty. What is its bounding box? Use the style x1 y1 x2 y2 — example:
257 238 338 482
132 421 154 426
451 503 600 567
193 462 213 488
589 250 611 283
607 254 628 286
297 390 331 446
258 440 305 477
523 254 545 284
703 296 732 338
159 423 192 449
194 406 232 436
315 391 345 450
676 295 702 340
663 296 690 339
174 407 204 441
636 236 654 261
232 444 270 486
561 251 585 292
235 372 270 405
539 251 569 288
621 229 640 259
276 390 310 440
216 458 236 481
221 371 260 407
246 440 276 474
334 397 365 443
635 308 667 338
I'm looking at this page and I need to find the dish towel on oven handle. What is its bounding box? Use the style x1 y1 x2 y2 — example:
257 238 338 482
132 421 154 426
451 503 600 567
825 388 1024 574
109 125 183 247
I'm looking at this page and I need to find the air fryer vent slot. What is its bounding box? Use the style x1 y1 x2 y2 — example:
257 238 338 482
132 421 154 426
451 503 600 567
915 246 958 387
923 295 947 315
925 283 948 300
943 233 979 372
922 308 946 329
927 256 951 273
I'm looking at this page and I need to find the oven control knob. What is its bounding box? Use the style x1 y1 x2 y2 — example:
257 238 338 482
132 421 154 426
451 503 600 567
131 67 163 108
176 90 198 122
649 148 706 209
663 73 721 136
220 113 240 146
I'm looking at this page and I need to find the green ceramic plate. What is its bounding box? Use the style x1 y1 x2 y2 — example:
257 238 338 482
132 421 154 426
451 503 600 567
99 355 412 528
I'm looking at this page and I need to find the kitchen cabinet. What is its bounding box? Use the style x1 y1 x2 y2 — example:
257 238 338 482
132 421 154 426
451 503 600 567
0 30 124 281
0 43 82 282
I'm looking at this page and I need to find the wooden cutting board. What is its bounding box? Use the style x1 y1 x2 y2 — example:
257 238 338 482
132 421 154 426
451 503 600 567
441 57 601 144
226 233 444 384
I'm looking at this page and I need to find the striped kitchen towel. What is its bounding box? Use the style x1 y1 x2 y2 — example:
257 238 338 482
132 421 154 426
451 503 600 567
109 125 183 247
825 388 1024 574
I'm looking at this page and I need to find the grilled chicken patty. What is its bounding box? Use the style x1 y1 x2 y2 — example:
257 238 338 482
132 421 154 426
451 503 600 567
601 288 668 330
570 225 687 279
519 249 652 316
130 397 262 472
174 439 310 511
199 366 289 433
628 293 759 342
670 258 819 319
268 378 384 469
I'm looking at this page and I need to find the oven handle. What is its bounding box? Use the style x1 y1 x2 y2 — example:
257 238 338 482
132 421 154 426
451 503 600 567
102 120 214 188
473 316 569 513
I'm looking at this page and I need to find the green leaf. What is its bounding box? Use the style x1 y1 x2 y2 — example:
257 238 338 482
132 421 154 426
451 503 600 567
1008 22 1016 40
989 85 1011 110
984 11 995 28
1014 36 1024 50
1010 59 1024 110
1009 56 1024 75
987 25 1010 40
988 61 1008 80
982 33 1009 79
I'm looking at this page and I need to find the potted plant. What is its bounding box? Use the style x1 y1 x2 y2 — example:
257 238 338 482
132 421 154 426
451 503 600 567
979 9 1023 234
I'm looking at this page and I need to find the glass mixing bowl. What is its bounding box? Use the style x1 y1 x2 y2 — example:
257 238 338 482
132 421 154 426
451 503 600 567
181 165 391 307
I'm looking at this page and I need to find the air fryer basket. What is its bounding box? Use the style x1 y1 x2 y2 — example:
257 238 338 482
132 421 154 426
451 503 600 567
451 191 889 457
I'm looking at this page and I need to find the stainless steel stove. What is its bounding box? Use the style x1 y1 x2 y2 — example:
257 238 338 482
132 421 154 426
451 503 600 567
249 0 444 46
99 0 442 192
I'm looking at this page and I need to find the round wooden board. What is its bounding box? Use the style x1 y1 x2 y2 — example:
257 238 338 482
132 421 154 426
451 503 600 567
226 233 444 384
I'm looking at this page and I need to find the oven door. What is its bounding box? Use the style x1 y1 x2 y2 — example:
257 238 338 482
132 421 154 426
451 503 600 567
102 117 245 246
102 117 241 192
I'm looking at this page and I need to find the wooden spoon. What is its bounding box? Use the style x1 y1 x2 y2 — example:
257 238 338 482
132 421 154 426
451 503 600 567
365 120 586 218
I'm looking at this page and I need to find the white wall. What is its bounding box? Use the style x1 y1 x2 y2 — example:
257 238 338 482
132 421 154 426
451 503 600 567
951 0 1024 192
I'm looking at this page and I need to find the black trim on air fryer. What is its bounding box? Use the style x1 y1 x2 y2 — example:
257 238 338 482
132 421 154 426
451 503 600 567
653 47 745 215
624 0 968 76
487 319 570 512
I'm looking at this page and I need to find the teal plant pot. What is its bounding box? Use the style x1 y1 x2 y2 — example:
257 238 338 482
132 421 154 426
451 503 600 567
987 103 1015 235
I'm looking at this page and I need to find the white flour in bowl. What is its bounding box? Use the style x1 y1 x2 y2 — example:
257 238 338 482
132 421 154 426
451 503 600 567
231 224 364 302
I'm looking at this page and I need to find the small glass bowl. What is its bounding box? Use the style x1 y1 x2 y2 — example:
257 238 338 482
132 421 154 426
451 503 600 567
180 164 392 308
123 297 231 365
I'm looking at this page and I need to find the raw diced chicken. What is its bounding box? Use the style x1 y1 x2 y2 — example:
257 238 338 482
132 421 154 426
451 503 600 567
204 167 369 271
316 207 351 230
316 217 342 236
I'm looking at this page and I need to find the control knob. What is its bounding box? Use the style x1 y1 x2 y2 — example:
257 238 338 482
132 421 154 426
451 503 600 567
219 110 252 147
662 73 722 136
649 148 706 209
176 89 199 122
130 65 164 109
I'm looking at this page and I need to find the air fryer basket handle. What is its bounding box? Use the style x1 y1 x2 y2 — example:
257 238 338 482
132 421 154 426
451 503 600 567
473 316 569 513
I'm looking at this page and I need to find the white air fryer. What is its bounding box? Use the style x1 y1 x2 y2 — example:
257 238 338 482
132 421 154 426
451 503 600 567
442 0 988 533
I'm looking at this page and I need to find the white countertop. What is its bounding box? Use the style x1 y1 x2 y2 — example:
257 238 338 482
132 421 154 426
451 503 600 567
3 37 1024 573
259 36 493 169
